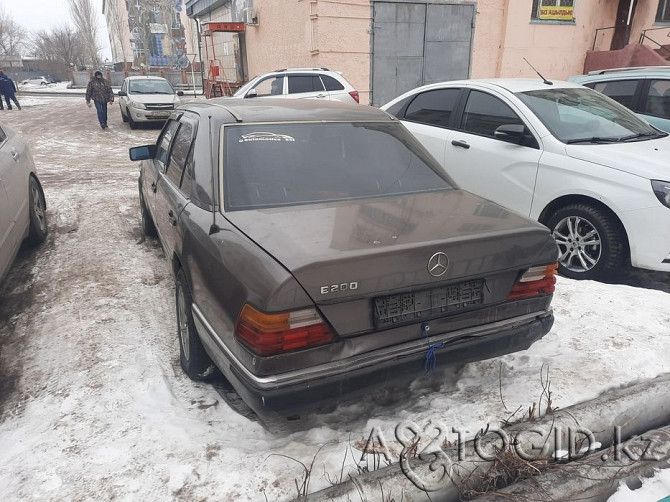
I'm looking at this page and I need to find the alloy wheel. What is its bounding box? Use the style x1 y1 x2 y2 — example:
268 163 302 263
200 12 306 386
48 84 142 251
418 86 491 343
32 184 46 232
552 216 602 273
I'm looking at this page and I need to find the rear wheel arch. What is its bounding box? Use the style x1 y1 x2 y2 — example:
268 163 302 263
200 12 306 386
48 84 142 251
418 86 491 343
538 195 629 248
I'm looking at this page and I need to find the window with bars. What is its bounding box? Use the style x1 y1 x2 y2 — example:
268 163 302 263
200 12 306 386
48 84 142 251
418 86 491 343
657 0 670 22
531 0 575 21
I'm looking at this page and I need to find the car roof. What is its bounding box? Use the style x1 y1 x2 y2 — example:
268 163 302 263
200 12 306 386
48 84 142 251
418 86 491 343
404 78 583 94
180 98 393 123
569 66 670 83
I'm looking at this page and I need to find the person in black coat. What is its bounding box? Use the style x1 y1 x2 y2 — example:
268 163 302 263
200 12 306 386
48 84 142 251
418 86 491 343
0 70 21 110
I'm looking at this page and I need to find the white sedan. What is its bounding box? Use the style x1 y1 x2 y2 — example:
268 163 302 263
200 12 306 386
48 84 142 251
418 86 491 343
382 79 670 280
0 123 47 284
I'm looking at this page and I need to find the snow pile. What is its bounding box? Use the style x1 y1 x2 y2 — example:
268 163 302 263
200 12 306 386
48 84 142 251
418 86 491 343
608 469 670 502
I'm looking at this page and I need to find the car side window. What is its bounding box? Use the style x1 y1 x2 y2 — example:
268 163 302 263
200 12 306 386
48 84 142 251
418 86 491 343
252 76 284 96
0 126 7 146
404 89 460 128
460 90 525 139
288 76 325 94
321 75 344 91
180 146 195 197
156 120 180 170
644 80 670 119
593 80 639 110
166 121 194 189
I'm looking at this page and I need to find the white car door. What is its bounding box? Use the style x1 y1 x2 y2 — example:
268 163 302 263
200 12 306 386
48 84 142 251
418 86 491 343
398 87 461 167
286 75 328 101
444 88 542 216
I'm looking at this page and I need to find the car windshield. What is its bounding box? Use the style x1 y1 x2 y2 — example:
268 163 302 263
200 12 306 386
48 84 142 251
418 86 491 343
223 122 455 210
516 87 665 144
129 80 174 95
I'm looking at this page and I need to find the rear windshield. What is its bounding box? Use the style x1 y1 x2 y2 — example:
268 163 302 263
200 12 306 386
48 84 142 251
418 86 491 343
223 122 454 210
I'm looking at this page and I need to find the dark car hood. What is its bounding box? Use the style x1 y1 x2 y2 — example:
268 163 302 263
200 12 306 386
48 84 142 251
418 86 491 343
224 190 557 304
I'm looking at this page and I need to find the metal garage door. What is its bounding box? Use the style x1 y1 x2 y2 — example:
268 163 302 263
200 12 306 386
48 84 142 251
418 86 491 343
371 2 475 106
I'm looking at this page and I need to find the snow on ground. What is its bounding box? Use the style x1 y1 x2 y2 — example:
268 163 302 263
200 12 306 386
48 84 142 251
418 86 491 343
0 95 669 501
608 469 670 501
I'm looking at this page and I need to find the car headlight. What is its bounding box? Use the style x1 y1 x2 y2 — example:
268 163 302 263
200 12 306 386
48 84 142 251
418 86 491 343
129 101 146 110
652 180 670 209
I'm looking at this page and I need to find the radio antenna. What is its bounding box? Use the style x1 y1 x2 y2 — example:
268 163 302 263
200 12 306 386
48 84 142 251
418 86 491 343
524 58 553 85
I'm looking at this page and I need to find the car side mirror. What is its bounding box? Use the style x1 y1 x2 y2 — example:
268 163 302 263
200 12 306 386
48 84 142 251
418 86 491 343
177 90 184 96
494 124 526 145
129 144 157 161
118 90 127 97
245 88 258 98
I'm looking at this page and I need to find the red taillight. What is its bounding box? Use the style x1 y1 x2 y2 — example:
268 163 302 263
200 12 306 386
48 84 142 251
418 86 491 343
235 304 335 356
349 90 360 104
507 264 558 301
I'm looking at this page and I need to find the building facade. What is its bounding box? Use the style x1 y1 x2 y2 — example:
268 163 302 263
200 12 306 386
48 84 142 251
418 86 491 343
185 0 670 105
103 0 200 71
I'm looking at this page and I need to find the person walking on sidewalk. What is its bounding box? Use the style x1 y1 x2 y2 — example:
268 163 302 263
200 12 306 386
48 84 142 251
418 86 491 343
86 71 114 129
0 70 21 110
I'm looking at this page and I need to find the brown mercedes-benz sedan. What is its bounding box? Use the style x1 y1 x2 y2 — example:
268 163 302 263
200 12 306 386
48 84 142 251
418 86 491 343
130 99 558 418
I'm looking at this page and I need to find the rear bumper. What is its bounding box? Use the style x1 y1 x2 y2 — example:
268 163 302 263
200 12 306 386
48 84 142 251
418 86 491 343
193 305 553 417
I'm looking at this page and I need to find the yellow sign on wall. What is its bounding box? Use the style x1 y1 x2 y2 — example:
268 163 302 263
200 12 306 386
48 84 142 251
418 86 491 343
539 6 574 20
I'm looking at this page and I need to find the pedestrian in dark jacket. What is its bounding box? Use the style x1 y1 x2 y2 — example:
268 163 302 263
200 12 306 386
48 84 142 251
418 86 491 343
0 70 21 110
86 70 114 129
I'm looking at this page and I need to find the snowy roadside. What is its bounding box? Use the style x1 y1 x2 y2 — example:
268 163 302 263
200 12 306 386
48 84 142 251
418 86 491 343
0 97 669 501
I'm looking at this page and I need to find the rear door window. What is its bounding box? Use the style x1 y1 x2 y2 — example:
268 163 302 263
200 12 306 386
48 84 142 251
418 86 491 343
288 76 325 94
643 79 670 119
404 88 460 128
592 79 640 110
166 121 194 189
460 90 525 139
156 120 180 169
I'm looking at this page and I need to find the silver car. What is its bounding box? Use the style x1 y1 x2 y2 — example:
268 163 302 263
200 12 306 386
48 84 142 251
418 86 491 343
0 123 47 284
118 76 184 129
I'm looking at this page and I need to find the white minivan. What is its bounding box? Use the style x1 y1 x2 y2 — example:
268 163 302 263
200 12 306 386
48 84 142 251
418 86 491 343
382 79 670 279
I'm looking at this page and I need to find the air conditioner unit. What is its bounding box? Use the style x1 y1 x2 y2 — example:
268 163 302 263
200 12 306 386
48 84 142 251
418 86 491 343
243 8 259 26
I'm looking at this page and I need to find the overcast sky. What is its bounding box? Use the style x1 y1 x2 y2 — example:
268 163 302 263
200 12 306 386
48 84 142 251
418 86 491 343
1 0 112 59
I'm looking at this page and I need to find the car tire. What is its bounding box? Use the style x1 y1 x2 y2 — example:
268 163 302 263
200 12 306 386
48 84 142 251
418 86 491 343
121 107 128 122
128 113 137 130
176 268 214 380
547 203 626 280
139 189 157 237
27 176 47 246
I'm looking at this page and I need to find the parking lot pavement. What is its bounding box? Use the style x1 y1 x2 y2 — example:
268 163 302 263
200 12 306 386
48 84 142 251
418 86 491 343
0 96 669 501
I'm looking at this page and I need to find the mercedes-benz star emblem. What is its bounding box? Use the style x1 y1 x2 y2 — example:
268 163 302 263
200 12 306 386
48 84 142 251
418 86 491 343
427 252 449 277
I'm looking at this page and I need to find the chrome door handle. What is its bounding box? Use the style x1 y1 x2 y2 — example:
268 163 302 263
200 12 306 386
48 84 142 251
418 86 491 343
151 181 157 193
10 150 19 161
451 140 470 149
316 94 327 98
167 210 177 226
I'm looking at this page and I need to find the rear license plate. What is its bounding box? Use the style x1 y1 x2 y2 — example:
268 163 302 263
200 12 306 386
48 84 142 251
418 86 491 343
374 280 484 328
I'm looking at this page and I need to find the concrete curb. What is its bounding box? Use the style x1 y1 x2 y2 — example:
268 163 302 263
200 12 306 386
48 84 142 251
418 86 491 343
304 373 670 502
473 425 670 501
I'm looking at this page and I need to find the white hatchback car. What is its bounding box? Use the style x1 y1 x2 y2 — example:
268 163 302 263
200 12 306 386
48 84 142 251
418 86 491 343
382 79 670 279
233 68 360 104
118 76 184 129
